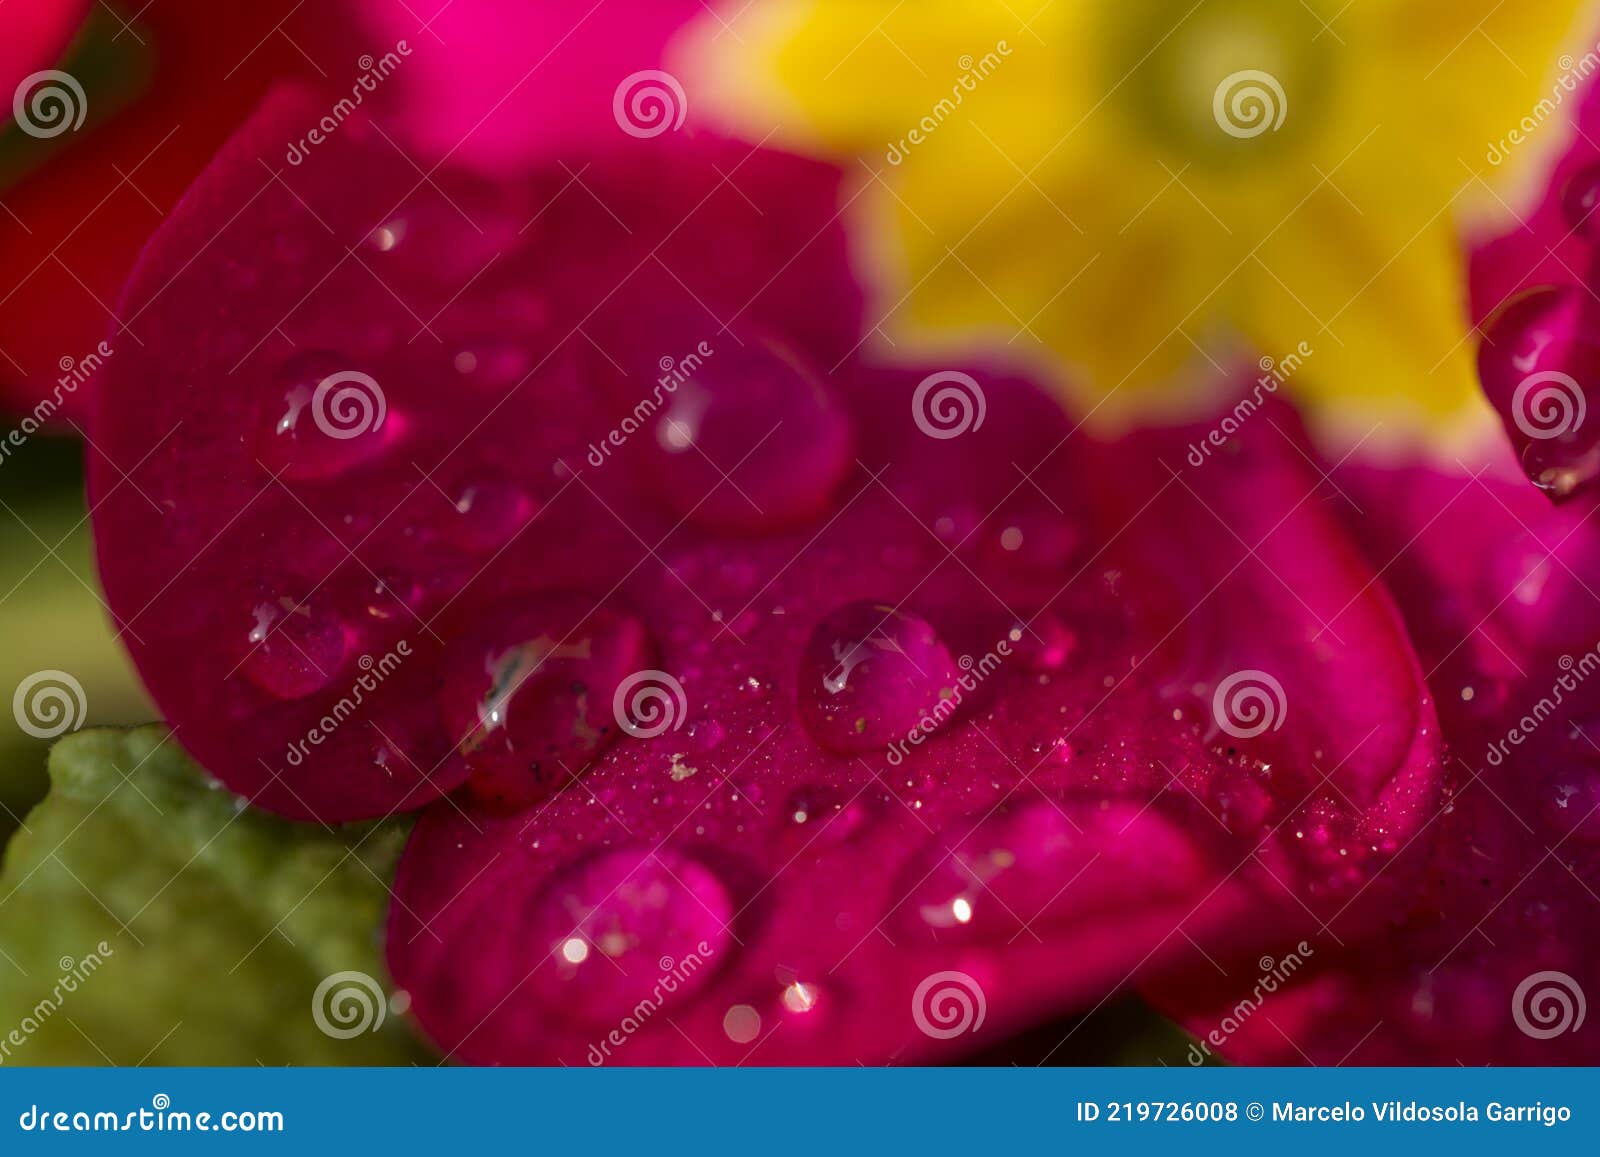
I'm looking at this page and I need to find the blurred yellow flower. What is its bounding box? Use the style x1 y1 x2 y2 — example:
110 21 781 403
691 0 1591 443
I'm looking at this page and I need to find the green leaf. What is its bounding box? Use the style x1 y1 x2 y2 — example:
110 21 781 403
0 726 433 1064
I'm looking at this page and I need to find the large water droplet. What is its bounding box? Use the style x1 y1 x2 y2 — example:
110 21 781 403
256 351 396 481
892 801 1200 941
525 847 732 1027
1477 286 1600 500
643 339 853 531
798 601 958 753
438 594 653 808
239 584 348 699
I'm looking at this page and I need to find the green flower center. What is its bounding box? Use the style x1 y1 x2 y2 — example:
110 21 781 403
1104 0 1335 168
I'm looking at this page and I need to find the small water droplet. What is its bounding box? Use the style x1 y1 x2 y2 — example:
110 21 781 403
644 340 853 532
798 601 958 753
1542 769 1600 840
256 351 394 481
443 478 535 552
438 595 653 808
1009 612 1078 672
779 784 872 844
239 584 348 699
526 846 732 1026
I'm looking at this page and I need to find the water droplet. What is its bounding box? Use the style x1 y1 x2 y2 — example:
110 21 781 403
644 339 853 532
363 568 425 621
893 801 1199 941
798 601 958 753
1541 769 1600 840
452 339 530 390
1008 612 1078 672
443 478 535 552
1478 285 1600 500
1402 967 1503 1042
779 784 872 844
782 981 820 1014
977 506 1081 595
256 351 394 481
438 595 653 808
526 846 731 1026
239 584 348 699
1561 163 1600 239
370 203 523 281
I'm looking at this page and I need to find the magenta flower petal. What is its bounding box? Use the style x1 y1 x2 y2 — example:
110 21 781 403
88 87 860 821
346 0 705 175
386 394 1444 1064
91 89 1443 1063
1146 455 1600 1064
